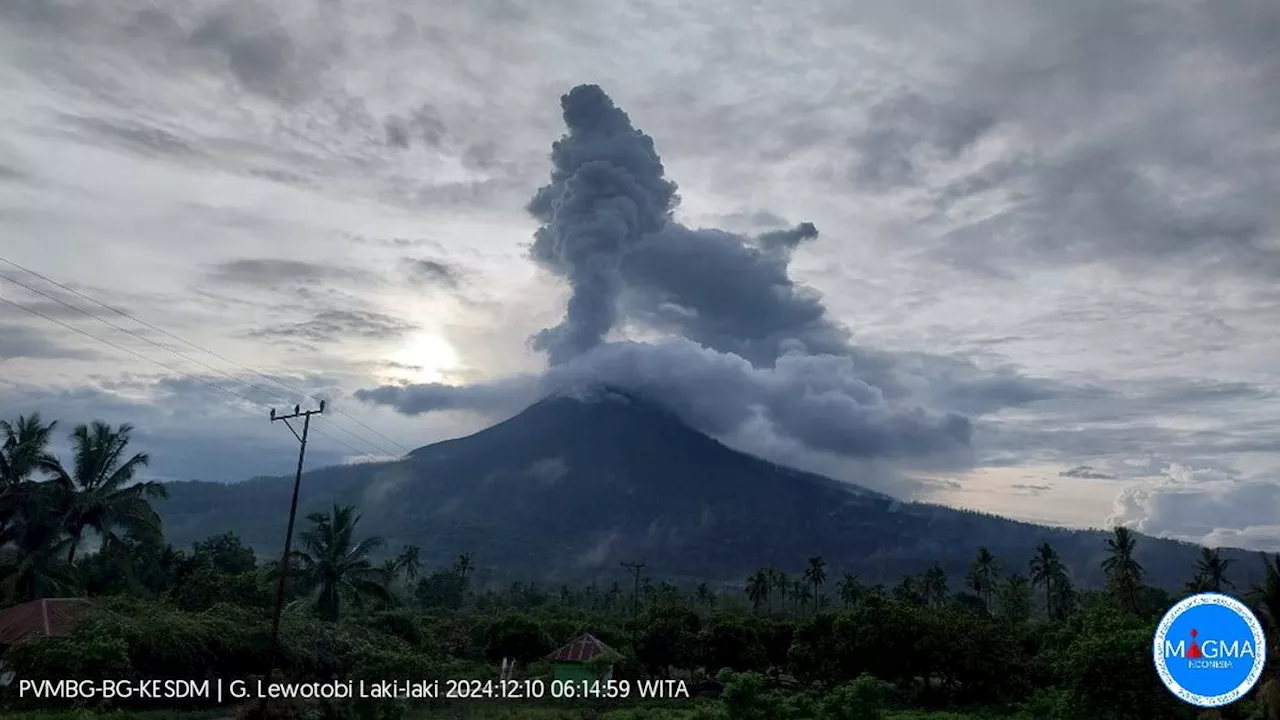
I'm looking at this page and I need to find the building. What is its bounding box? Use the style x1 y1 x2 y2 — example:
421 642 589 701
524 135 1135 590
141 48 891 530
0 598 90 687
0 598 89 647
545 632 620 683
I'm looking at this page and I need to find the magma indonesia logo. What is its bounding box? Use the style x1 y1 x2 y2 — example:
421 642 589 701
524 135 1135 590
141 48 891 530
1153 593 1267 707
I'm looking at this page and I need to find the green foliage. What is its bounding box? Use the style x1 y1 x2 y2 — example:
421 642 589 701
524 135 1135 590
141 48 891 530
8 410 1280 720
480 614 551 664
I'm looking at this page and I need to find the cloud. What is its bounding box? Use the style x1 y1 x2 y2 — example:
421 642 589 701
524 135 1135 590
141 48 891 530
356 84 1065 474
1060 465 1116 480
526 84 680 364
1011 483 1052 496
0 379 348 483
1109 463 1280 552
247 309 419 344
852 1 1280 279
0 323 100 360
360 339 975 465
209 259 378 286
402 259 460 288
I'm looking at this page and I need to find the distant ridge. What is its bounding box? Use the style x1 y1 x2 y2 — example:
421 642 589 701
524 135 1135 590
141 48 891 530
157 390 1265 591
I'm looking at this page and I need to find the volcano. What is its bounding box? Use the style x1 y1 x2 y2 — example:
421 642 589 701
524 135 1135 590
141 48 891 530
157 387 1259 590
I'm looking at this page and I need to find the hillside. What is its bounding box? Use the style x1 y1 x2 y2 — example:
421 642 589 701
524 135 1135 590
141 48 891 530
156 386 1265 591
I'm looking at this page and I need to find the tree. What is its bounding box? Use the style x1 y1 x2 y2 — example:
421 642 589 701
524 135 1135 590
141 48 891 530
746 570 770 613
0 414 61 486
397 545 422 584
1188 547 1233 593
791 579 808 616
56 422 167 565
290 504 389 622
921 564 948 606
892 576 923 606
0 414 73 601
452 552 474 583
190 532 256 574
1030 542 1068 619
1249 554 1280 717
771 569 788 614
966 547 1000 612
837 572 863 609
1101 526 1144 613
997 573 1032 624
803 556 827 617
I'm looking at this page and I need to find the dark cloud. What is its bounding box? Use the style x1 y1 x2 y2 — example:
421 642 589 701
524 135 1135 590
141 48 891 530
3 0 329 105
209 259 377 286
0 324 100 361
247 310 418 344
852 92 995 191
355 376 537 417
185 7 308 103
402 259 460 287
526 84 680 364
859 1 1280 278
1011 483 1052 496
59 114 201 158
1059 465 1116 480
358 84 1063 471
383 105 447 149
359 340 974 464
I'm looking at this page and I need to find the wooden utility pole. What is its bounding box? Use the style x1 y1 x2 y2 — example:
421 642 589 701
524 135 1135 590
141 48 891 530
259 401 325 717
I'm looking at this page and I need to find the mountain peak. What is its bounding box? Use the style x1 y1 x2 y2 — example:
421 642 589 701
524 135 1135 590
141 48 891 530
541 382 661 410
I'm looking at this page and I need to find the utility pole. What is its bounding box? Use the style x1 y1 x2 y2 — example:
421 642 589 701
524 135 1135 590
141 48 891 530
259 401 324 718
620 561 645 620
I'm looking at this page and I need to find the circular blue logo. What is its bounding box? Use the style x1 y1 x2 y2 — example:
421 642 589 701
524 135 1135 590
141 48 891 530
1153 593 1267 707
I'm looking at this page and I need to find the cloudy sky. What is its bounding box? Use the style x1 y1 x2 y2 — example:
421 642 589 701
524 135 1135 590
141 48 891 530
2 0 1278 551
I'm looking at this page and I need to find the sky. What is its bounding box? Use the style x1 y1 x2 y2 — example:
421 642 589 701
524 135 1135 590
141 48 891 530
1 0 1278 551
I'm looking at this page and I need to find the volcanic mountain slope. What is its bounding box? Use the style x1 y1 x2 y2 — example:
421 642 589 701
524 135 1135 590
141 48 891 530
157 387 1263 590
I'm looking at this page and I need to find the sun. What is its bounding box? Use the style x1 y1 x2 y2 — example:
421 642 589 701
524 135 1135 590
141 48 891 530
385 332 459 383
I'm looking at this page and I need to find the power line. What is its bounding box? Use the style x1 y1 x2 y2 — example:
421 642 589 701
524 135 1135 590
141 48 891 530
0 266 404 459
0 291 380 463
0 256 411 455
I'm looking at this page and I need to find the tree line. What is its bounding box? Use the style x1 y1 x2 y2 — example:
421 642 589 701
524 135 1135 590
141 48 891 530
3 412 1280 720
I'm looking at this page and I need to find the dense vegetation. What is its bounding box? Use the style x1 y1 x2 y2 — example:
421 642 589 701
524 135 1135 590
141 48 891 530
3 412 1280 720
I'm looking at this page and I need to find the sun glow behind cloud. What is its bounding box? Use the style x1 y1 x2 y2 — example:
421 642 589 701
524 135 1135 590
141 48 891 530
383 332 459 384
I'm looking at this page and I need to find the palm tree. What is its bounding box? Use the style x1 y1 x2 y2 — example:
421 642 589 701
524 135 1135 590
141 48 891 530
0 414 62 485
0 414 63 549
921 564 948 606
803 556 827 616
55 422 168 565
1101 526 1144 613
997 573 1032 624
837 572 863 609
1248 554 1280 715
966 547 1001 612
290 504 389 622
745 570 769 613
773 570 789 613
397 545 422 584
1188 547 1234 593
1030 543 1067 618
792 579 810 615
378 558 401 595
453 552 474 583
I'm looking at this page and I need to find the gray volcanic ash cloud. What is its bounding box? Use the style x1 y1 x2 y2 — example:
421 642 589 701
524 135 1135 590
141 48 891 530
358 84 1056 471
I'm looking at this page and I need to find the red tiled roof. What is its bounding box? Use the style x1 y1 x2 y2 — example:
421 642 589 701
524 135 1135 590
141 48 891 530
546 633 616 663
0 598 90 646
